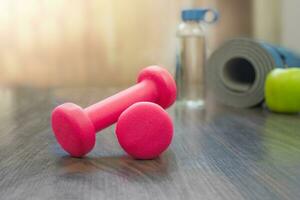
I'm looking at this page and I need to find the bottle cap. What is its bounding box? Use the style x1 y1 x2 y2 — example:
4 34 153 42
181 8 219 23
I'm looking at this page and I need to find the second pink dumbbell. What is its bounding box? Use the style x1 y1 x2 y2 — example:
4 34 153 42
51 66 176 157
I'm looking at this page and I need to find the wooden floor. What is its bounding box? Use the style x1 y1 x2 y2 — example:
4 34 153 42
0 87 300 200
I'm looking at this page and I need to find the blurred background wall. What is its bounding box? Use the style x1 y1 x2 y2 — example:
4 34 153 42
0 0 297 88
281 0 300 52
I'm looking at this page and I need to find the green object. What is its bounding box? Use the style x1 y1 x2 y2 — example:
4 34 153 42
265 68 300 113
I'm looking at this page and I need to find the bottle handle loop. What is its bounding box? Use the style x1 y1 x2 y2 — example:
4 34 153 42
203 8 219 24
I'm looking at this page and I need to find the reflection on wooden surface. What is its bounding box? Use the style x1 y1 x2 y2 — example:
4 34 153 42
0 87 299 199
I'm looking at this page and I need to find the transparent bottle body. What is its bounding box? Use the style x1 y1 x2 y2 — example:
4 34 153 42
176 21 206 108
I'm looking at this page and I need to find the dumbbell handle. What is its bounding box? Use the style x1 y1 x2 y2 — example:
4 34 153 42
85 80 157 131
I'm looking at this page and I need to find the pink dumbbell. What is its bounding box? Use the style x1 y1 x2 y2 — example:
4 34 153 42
116 102 173 159
51 66 176 157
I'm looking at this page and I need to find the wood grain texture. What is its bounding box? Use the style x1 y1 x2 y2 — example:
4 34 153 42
1 87 300 200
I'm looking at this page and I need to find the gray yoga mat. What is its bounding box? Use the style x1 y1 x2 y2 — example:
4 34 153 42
206 38 300 108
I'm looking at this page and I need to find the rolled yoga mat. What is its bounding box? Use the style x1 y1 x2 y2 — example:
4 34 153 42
207 38 300 108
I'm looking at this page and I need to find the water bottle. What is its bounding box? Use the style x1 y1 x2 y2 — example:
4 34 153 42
176 8 218 108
